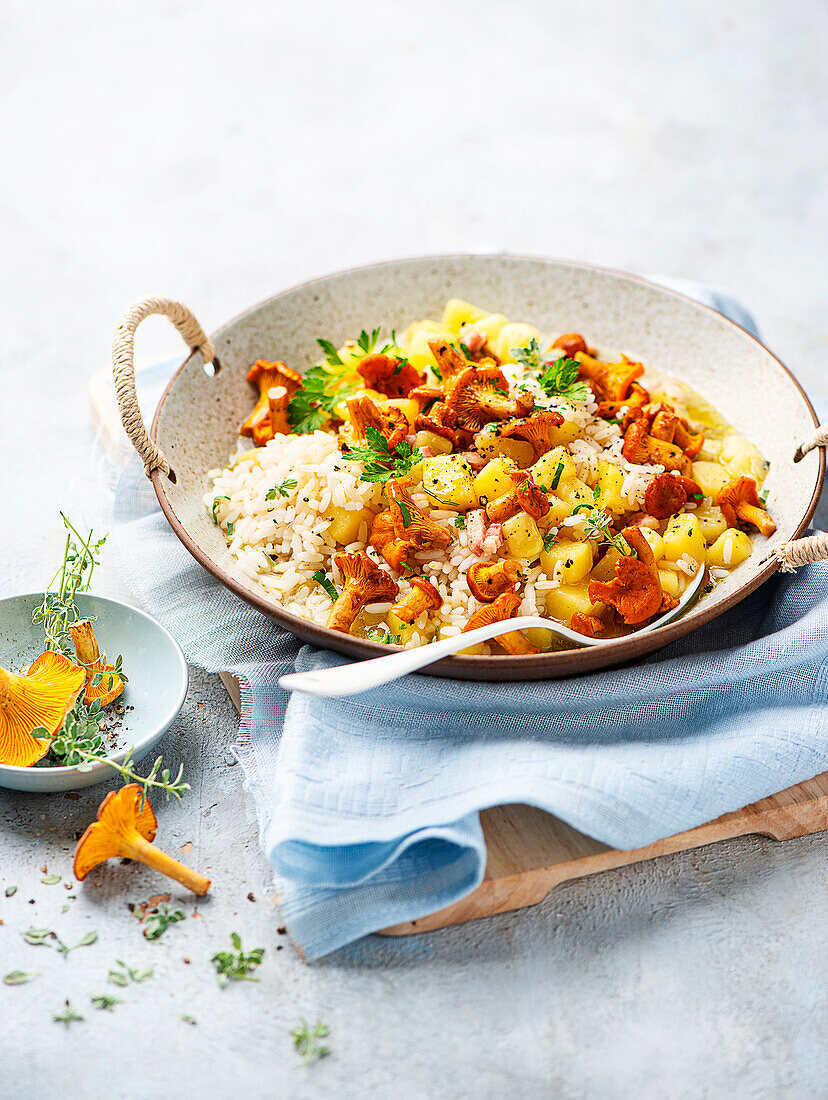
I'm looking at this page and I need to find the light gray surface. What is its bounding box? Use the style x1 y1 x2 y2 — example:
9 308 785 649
1 1 827 1097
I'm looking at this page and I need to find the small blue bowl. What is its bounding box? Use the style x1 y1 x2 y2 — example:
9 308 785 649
0 593 188 793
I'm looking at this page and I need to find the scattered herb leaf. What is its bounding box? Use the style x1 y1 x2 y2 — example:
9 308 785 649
211 496 230 526
143 906 185 942
109 960 153 987
41 874 61 885
291 1018 331 1065
266 478 298 500
3 971 38 986
5 886 17 897
53 1002 84 1027
212 933 265 987
312 570 338 601
453 515 466 529
181 1014 197 1026
91 993 122 1012
549 461 565 491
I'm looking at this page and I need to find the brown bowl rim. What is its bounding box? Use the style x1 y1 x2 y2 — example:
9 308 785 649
149 254 825 680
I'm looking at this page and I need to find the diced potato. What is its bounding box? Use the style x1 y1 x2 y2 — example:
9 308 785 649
502 512 544 561
540 541 594 584
421 455 478 511
475 427 535 468
537 495 573 529
472 455 518 504
547 419 586 448
386 397 420 429
333 386 388 421
326 505 375 546
557 477 595 511
638 527 665 560
662 513 706 565
527 627 555 651
474 313 510 344
386 611 419 647
720 434 767 483
442 298 487 334
438 624 486 656
707 528 753 569
658 569 682 598
545 582 605 624
415 428 453 456
337 343 367 369
494 322 542 364
691 460 730 498
589 547 623 582
532 446 577 490
695 503 728 544
594 458 627 516
405 324 454 377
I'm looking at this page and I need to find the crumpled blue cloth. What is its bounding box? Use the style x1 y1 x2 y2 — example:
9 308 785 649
109 284 828 960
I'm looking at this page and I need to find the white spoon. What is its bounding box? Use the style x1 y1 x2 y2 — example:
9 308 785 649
279 564 707 698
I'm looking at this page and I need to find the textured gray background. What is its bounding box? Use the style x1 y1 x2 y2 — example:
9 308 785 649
1 1 828 1097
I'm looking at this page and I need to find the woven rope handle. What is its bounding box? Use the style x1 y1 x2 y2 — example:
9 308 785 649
112 298 217 480
771 532 828 572
794 423 828 463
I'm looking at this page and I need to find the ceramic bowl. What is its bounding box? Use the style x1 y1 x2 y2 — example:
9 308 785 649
146 256 824 679
0 593 188 792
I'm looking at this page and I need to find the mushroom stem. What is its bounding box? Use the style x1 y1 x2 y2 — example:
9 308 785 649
124 834 211 896
325 586 364 632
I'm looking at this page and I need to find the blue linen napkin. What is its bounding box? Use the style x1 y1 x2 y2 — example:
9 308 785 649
109 285 828 960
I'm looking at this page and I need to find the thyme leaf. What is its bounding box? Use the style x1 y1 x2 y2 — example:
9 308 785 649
212 932 265 987
291 1018 331 1065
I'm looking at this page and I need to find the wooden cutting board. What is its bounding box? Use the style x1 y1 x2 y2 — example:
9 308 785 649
218 671 828 936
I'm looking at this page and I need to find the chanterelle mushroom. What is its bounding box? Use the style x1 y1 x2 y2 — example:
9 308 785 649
499 411 563 463
643 472 702 520
427 339 473 393
463 591 539 655
68 619 125 708
267 386 291 438
0 651 86 767
387 478 451 553
485 470 551 524
369 511 414 572
357 353 426 398
415 401 458 445
621 420 692 475
327 552 400 634
447 366 534 432
74 784 210 895
588 526 674 624
466 560 523 602
346 395 409 450
716 476 776 536
552 332 588 357
240 360 302 444
576 352 644 405
597 381 650 420
390 577 443 624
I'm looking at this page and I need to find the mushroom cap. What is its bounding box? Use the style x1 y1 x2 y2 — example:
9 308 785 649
334 551 400 602
500 412 563 463
386 478 451 552
427 339 473 392
406 576 443 609
409 386 445 411
68 620 125 708
73 784 158 881
571 612 606 637
241 361 301 438
576 352 644 404
346 396 409 450
415 401 458 443
0 652 86 767
357 353 426 398
643 472 688 519
552 333 588 357
447 366 533 431
716 476 776 536
598 381 650 420
588 526 663 624
486 471 550 524
463 590 522 632
368 511 414 572
467 560 523 602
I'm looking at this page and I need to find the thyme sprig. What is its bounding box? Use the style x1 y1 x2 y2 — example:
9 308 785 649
576 507 635 556
32 514 106 655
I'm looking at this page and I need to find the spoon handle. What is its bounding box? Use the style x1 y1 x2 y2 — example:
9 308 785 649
278 615 554 697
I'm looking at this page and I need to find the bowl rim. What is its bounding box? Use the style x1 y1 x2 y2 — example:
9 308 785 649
148 253 825 679
0 592 189 777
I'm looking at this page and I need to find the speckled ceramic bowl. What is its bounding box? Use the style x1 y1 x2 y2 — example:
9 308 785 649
0 593 188 792
145 256 824 679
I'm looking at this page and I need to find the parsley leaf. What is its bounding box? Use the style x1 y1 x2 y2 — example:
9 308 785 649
510 338 591 403
341 428 423 484
453 515 466 529
212 932 264 987
316 338 343 367
266 478 298 500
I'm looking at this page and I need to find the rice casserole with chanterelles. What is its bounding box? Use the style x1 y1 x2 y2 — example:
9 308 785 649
204 298 776 655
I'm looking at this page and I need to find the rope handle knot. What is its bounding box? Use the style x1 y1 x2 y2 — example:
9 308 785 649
112 298 217 481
